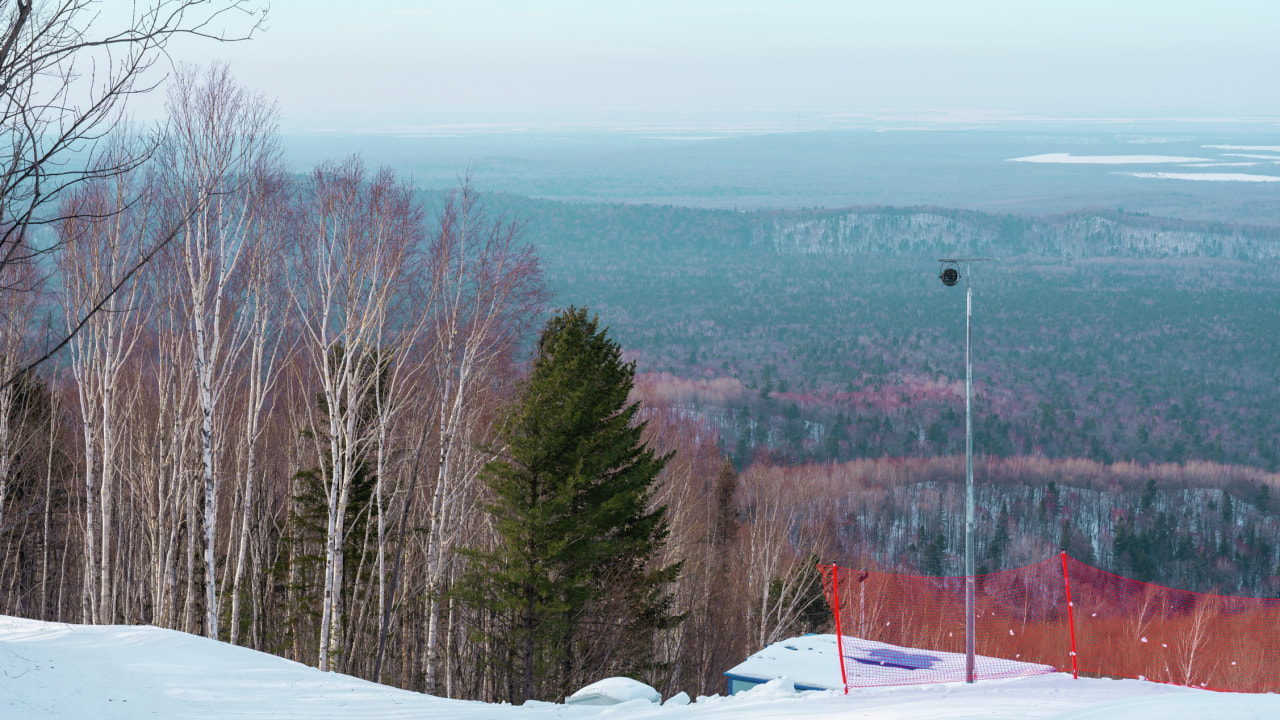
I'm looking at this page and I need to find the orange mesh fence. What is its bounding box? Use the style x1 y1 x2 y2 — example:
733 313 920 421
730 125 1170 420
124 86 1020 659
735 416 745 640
819 553 1280 692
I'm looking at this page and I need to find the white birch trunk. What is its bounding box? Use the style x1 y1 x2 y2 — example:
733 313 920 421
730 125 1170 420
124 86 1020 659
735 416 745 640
290 159 421 671
159 66 279 639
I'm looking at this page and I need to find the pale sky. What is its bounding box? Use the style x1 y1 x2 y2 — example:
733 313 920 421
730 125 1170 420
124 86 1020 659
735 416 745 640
122 0 1280 133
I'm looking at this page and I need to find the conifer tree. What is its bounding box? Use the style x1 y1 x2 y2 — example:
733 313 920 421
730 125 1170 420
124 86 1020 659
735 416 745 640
460 306 677 703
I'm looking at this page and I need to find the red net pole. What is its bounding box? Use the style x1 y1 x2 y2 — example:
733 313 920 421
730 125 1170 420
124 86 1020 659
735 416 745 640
830 564 849 694
1061 551 1078 680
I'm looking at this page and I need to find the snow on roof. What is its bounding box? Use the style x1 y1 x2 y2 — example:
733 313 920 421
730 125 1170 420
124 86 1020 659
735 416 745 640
724 634 1055 690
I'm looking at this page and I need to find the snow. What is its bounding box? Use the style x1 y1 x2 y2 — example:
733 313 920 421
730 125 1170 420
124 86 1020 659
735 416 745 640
1008 154 1211 164
567 677 661 705
1122 172 1280 182
1203 144 1280 153
4 614 1280 719
724 634 1052 690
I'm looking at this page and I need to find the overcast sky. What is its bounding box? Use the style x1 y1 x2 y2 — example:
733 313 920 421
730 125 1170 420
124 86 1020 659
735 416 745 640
131 0 1280 133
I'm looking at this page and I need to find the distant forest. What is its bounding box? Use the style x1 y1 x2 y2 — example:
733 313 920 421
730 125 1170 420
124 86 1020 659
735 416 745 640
463 192 1280 598
474 193 1280 475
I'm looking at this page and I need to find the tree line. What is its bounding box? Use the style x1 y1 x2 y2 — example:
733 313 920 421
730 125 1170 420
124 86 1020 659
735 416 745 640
0 65 835 703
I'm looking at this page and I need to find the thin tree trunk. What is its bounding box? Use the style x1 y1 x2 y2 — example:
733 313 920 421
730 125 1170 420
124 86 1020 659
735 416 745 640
375 432 426 682
184 490 196 634
40 385 56 620
229 440 255 645
99 377 115 623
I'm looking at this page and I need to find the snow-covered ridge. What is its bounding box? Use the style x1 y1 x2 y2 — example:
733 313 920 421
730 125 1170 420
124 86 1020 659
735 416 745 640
764 209 1280 261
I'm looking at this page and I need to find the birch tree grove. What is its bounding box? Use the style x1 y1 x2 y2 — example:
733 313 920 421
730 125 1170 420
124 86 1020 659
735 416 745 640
417 182 544 693
0 247 38 544
288 158 422 671
1 0 265 387
56 150 152 624
159 64 281 640
0 57 810 701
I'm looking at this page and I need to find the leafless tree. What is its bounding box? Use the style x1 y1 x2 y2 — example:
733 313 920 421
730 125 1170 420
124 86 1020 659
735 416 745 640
415 182 544 692
737 468 831 649
55 142 153 623
0 0 265 387
0 253 39 541
157 63 280 640
225 163 291 646
288 158 421 671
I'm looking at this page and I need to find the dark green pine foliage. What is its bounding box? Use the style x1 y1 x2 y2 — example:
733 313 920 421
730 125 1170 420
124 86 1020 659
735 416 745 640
461 306 678 704
277 345 384 664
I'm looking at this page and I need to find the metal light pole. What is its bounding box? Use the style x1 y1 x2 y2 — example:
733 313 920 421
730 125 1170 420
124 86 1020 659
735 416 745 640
938 257 996 684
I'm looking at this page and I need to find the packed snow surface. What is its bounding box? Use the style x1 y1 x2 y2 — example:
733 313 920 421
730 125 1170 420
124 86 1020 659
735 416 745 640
4 615 1280 719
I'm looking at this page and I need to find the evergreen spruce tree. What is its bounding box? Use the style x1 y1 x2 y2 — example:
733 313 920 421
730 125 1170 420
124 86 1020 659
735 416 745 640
460 306 677 703
278 345 384 664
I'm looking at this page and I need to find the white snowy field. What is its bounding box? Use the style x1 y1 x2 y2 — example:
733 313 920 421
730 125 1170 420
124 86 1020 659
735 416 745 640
4 615 1280 720
1009 153 1211 164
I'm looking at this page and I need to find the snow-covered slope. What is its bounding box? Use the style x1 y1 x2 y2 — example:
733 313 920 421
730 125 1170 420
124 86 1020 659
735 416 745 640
3 615 1278 720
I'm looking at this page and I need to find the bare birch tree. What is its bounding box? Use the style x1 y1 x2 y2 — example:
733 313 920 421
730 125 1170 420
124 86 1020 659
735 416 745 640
157 63 280 639
55 147 153 623
1 0 265 386
737 469 831 649
415 182 543 692
0 255 39 540
227 168 290 646
289 158 421 671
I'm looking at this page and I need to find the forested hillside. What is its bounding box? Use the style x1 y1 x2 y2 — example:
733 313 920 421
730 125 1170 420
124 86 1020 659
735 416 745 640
474 193 1280 474
468 192 1280 598
740 456 1280 596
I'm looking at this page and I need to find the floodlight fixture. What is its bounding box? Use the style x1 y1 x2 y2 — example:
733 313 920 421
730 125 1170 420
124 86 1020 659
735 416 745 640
936 256 998 684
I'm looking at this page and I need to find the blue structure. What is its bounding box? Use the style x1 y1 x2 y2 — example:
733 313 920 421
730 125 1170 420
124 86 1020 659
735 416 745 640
722 635 843 695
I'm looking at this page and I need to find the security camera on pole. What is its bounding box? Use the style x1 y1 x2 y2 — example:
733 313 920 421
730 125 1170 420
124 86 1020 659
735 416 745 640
937 257 997 684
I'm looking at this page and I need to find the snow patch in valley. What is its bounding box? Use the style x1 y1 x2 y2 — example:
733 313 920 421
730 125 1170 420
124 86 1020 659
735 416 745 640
1203 144 1280 153
1181 162 1259 167
1009 153 1211 164
1121 172 1280 183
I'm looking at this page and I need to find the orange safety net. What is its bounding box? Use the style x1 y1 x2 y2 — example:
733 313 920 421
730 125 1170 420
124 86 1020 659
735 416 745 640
819 553 1280 693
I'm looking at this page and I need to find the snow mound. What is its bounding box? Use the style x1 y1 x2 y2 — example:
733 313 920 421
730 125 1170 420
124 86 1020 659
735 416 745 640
741 676 797 697
663 691 690 706
565 676 661 706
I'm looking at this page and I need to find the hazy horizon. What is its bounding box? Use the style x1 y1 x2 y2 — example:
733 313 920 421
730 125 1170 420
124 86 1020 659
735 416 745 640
110 1 1280 135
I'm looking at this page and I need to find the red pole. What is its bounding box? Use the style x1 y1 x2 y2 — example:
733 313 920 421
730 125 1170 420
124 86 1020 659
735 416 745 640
1061 551 1079 680
831 564 849 694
